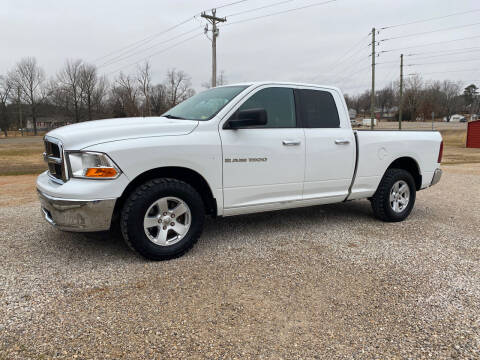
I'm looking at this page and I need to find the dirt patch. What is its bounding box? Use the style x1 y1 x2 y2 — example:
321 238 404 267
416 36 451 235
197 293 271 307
0 175 38 206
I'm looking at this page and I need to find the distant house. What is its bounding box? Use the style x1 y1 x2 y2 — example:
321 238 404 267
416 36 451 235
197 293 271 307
26 117 70 130
383 106 398 119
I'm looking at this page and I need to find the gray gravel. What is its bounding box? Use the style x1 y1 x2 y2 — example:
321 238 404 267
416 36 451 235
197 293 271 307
1 164 479 359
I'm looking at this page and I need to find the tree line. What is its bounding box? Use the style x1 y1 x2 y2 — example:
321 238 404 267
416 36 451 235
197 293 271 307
0 57 205 136
1 56 478 136
345 75 479 121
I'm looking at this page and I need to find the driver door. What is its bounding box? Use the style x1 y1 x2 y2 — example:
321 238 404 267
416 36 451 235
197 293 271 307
220 86 306 214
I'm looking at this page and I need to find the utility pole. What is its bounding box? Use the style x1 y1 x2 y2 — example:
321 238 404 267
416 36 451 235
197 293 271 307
399 53 403 130
370 27 376 130
201 9 226 88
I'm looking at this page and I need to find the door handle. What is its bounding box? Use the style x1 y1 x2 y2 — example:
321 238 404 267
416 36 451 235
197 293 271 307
335 139 350 145
282 140 301 146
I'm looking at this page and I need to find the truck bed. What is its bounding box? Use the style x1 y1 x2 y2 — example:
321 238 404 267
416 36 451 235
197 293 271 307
347 130 442 200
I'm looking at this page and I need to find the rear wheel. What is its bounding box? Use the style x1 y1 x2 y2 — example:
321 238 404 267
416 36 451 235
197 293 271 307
121 178 205 260
371 168 416 222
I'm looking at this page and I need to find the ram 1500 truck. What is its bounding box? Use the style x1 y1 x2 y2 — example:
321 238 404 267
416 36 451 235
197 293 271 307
37 82 443 260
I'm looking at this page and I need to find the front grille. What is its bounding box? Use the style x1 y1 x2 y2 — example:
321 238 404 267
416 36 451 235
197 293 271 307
44 136 66 183
45 140 61 158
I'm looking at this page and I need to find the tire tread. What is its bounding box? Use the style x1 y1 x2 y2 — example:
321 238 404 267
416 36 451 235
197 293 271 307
371 168 415 222
120 178 204 260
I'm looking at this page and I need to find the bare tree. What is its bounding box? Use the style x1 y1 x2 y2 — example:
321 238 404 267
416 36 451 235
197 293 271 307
137 61 152 116
58 59 83 122
79 63 98 120
8 57 45 135
358 90 371 116
165 69 194 107
404 75 423 121
111 72 139 117
92 75 109 116
418 81 442 120
376 84 395 118
0 75 12 136
150 84 168 115
441 80 462 121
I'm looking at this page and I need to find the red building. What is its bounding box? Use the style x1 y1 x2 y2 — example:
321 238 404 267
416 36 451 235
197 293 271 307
466 120 480 148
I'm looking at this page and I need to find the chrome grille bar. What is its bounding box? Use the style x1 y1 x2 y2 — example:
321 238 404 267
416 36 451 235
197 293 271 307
43 136 66 183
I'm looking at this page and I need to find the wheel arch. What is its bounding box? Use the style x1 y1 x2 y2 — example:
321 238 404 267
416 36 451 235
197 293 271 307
113 166 217 221
386 156 422 190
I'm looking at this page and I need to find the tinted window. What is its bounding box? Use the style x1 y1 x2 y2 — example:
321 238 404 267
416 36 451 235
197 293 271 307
296 89 340 128
236 87 296 128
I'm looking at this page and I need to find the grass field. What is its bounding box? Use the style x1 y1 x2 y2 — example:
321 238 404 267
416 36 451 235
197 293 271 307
0 136 45 176
0 125 479 176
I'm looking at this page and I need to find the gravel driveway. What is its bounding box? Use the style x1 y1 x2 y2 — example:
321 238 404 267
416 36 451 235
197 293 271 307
1 164 479 359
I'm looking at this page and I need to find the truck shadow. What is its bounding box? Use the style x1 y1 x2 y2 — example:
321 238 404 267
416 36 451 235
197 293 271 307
52 200 374 261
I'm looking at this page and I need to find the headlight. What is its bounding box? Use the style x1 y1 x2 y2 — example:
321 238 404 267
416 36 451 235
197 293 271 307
66 151 121 179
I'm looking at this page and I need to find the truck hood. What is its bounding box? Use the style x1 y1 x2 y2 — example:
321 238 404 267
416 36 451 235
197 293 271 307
46 117 199 149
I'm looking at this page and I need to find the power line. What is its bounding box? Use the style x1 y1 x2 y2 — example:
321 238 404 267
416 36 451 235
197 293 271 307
314 42 370 82
106 33 204 76
91 17 196 64
405 49 480 61
91 0 248 65
380 8 480 30
215 0 251 10
223 0 337 26
324 33 371 72
98 27 202 69
379 53 480 65
335 63 371 85
408 58 480 67
380 21 480 42
380 35 480 53
330 50 371 77
407 68 479 76
406 46 480 57
226 0 295 17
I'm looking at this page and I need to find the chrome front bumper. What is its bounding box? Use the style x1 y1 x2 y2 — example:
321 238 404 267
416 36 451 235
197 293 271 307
430 168 442 186
38 189 116 232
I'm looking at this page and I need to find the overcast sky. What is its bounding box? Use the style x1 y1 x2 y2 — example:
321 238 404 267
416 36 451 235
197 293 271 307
2 0 479 94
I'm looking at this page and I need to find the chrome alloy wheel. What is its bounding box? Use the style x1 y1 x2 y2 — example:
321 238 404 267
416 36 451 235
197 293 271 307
143 197 191 246
389 180 410 213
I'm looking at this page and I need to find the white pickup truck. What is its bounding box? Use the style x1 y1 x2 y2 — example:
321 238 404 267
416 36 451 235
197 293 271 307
37 82 443 260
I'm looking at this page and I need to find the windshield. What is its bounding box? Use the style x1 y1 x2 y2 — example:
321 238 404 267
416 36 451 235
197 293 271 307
163 85 249 121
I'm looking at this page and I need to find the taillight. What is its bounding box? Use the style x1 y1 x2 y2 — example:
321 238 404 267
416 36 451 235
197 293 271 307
438 141 443 163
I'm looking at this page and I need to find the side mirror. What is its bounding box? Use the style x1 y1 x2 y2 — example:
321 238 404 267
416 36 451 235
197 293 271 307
225 108 268 129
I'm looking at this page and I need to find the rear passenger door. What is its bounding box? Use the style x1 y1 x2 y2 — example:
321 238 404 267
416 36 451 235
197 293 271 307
296 88 355 202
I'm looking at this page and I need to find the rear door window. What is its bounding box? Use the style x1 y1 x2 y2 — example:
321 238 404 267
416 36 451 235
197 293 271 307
296 89 340 128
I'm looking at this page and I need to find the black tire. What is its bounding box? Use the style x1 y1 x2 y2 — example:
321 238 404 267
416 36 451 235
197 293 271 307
120 178 205 260
371 168 416 222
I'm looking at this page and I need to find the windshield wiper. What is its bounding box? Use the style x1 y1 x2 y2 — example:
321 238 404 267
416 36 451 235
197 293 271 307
164 114 186 120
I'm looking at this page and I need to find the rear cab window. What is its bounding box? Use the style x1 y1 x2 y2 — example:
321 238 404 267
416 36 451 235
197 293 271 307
295 89 340 128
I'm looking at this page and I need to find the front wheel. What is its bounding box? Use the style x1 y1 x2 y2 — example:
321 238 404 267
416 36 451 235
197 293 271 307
371 168 416 222
121 178 205 260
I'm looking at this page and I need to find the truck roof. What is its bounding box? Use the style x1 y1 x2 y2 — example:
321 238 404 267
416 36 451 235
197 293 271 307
223 81 342 93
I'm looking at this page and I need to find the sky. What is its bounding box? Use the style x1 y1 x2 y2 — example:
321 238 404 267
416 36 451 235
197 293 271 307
2 0 479 94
